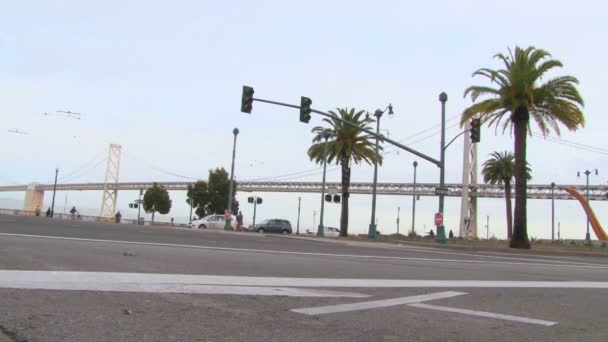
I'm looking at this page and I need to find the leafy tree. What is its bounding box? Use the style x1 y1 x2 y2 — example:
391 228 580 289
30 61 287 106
206 167 237 214
143 182 172 222
308 108 380 237
462 46 584 249
481 151 531 239
186 180 209 218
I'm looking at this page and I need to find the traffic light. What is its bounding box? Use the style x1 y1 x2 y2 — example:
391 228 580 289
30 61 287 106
300 96 312 123
325 194 332 202
333 195 340 203
129 203 138 209
256 198 262 204
248 197 254 203
129 203 133 208
470 118 481 143
241 86 254 113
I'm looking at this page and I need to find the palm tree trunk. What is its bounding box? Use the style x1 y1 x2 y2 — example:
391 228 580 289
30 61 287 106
339 156 350 237
504 180 513 239
511 107 531 249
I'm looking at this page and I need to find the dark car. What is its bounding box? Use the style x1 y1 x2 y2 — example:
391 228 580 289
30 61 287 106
255 219 292 234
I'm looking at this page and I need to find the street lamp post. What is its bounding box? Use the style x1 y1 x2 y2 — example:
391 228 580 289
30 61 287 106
396 206 400 235
137 189 143 224
368 105 393 239
577 169 598 242
225 128 239 230
50 168 59 218
411 160 418 236
318 131 332 237
297 197 302 235
436 92 448 243
551 182 556 241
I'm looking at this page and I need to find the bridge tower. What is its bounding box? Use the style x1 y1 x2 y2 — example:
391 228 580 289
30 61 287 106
459 120 478 238
100 144 122 218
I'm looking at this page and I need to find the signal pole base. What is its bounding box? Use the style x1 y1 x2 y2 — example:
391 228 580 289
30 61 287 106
436 226 448 244
368 224 377 240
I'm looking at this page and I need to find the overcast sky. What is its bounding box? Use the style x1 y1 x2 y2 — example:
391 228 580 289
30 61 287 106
2 0 608 239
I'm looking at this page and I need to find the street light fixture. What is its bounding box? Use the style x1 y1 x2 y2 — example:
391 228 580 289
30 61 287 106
318 131 333 237
368 104 393 239
225 128 239 230
577 169 598 242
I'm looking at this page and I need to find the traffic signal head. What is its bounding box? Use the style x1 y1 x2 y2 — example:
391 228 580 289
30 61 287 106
256 198 263 204
129 203 133 208
325 194 332 202
241 86 254 113
300 96 312 123
333 195 340 203
248 197 254 203
470 118 481 143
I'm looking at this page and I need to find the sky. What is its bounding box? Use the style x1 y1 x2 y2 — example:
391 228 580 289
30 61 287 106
2 0 608 240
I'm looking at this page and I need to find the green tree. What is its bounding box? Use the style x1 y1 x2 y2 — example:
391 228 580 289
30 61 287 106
481 151 531 239
462 46 584 249
307 108 381 237
186 180 209 219
143 182 172 222
206 167 236 214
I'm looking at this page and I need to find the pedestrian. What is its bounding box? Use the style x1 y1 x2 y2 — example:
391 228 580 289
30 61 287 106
449 230 454 239
429 229 435 238
35 207 41 216
70 206 77 219
45 207 51 217
115 211 122 224
236 211 244 231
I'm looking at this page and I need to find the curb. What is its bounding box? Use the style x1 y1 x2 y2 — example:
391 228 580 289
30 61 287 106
267 234 608 258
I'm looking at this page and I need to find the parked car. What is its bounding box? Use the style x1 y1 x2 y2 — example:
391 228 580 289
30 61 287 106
254 219 292 234
325 227 340 237
190 214 236 230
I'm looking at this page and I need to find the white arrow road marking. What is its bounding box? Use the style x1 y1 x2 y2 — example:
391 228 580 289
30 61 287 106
291 291 467 315
409 303 557 327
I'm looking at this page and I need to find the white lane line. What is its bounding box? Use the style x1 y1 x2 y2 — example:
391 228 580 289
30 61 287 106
2 271 608 289
291 291 467 315
409 303 557 327
0 281 368 297
2 233 608 270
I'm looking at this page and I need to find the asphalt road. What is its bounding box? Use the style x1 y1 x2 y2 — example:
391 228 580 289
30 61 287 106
1 215 607 342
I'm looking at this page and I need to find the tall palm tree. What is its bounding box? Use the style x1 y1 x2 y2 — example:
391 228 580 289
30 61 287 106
462 46 584 249
308 108 381 237
482 151 531 239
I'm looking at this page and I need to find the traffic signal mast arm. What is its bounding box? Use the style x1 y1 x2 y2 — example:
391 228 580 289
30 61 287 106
250 97 442 167
443 130 469 152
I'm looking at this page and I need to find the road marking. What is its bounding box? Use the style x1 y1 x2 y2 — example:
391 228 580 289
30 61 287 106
2 233 608 269
2 271 608 289
409 303 557 326
0 271 368 297
291 291 467 315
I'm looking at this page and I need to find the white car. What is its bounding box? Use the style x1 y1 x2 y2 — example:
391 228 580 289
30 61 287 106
190 214 236 230
325 227 340 238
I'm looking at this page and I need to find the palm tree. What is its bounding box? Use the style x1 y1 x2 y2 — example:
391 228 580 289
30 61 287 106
462 46 584 249
482 151 531 240
307 108 381 237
